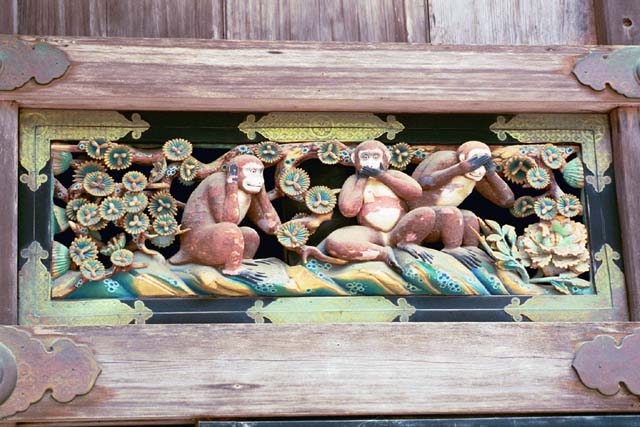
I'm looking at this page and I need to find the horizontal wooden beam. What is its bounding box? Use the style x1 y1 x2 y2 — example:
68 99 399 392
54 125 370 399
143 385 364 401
6 322 640 424
1 37 639 113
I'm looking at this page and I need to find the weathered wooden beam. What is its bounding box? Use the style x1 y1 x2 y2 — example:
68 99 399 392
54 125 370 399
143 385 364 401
610 107 640 321
0 37 638 113
594 0 640 45
5 322 640 424
0 102 18 325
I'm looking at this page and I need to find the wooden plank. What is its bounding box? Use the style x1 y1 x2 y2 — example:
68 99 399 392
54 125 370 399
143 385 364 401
610 108 640 321
224 0 429 42
6 322 640 423
17 0 107 36
594 0 640 44
0 102 18 325
106 0 224 39
0 0 17 34
0 37 638 113
428 0 597 45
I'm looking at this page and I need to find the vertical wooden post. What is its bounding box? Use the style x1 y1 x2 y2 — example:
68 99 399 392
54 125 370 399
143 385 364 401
610 107 640 321
0 101 18 325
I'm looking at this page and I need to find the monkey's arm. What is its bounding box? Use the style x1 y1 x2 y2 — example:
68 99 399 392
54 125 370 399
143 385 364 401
209 171 240 224
377 170 422 201
476 170 515 208
338 174 367 217
248 187 281 234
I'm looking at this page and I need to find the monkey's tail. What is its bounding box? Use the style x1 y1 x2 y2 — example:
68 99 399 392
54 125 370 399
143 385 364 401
296 245 348 265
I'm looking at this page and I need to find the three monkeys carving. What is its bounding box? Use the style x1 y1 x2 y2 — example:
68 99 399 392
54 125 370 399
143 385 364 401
169 140 514 274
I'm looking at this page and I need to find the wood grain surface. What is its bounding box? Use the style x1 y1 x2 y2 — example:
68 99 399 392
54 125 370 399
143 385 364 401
610 108 640 321
5 322 640 423
428 0 597 45
0 102 18 325
0 37 637 113
594 0 640 44
17 0 107 37
224 0 429 42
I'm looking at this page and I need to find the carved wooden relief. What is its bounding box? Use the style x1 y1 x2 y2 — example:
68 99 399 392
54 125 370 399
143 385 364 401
18 111 627 324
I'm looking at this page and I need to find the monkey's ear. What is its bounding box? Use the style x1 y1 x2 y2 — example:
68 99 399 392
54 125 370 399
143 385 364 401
350 150 356 165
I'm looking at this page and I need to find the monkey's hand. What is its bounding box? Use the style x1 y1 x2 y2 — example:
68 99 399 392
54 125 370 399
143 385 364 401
484 157 497 173
459 154 491 173
360 166 385 178
226 163 239 184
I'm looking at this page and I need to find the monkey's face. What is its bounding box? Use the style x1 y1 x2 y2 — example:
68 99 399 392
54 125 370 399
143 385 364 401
239 162 264 194
355 149 386 172
460 147 491 181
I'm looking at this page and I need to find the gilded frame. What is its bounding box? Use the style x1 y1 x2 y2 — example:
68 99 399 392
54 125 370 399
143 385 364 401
17 110 628 325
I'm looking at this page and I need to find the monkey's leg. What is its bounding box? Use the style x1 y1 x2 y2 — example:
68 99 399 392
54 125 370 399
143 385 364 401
324 225 400 270
461 209 480 247
433 206 464 249
240 226 260 259
390 207 436 262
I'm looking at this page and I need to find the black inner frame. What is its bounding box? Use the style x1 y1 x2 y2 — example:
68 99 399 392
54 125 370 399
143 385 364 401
18 112 625 323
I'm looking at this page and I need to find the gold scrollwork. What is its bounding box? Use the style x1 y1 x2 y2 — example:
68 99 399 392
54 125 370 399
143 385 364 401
490 114 612 192
238 112 405 142
19 110 149 191
247 297 416 323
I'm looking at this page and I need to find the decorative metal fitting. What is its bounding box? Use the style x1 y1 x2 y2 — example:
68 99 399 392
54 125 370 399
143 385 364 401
573 47 640 98
573 330 640 397
0 36 71 91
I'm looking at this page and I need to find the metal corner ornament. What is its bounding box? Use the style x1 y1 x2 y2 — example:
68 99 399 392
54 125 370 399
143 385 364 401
0 326 101 419
573 330 640 397
0 37 70 91
573 47 640 98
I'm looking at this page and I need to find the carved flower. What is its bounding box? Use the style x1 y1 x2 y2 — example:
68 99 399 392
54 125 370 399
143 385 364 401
110 248 134 267
152 214 178 236
176 157 199 182
77 203 101 226
66 198 90 222
557 194 583 218
510 195 536 218
503 155 536 185
122 171 148 192
526 167 551 189
99 197 126 221
517 218 590 276
100 233 127 256
304 186 337 214
84 137 112 159
72 161 105 184
124 212 150 235
83 171 115 197
150 234 175 248
123 192 148 213
163 138 193 161
149 191 177 217
69 236 98 265
104 145 133 170
389 143 413 169
276 221 310 249
533 197 557 220
256 141 283 163
541 144 564 170
318 141 341 165
80 259 106 281
278 168 311 197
